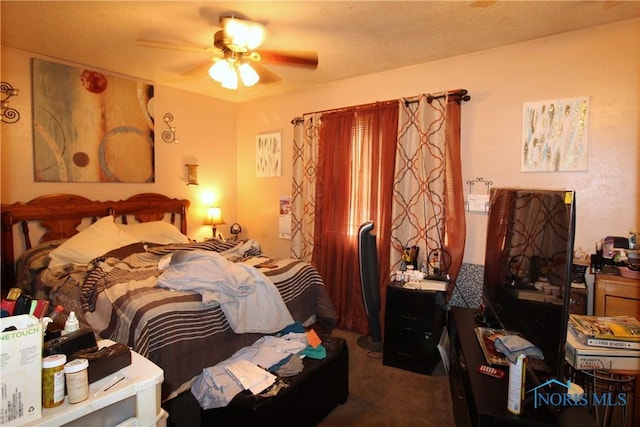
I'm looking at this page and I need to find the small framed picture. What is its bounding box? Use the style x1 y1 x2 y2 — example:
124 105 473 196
185 164 198 185
256 132 282 177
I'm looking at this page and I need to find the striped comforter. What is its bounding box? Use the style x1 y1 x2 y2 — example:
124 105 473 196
18 239 337 400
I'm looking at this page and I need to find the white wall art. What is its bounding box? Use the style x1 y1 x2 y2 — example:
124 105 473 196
521 97 589 172
256 132 282 177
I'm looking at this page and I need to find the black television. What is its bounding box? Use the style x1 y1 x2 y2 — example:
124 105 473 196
480 187 576 383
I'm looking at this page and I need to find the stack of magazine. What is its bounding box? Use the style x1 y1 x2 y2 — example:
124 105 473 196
566 314 640 371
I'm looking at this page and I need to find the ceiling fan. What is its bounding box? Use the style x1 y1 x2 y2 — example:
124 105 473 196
137 16 318 90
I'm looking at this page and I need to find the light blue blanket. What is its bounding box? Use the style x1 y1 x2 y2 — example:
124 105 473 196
157 249 294 333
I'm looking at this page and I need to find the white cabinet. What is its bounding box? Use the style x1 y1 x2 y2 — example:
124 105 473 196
24 341 164 427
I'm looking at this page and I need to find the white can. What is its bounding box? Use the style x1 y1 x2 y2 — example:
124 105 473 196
395 270 403 281
507 354 527 414
64 358 90 403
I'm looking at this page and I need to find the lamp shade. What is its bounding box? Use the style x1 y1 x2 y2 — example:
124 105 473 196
238 63 259 87
221 67 238 89
208 60 230 82
204 207 225 226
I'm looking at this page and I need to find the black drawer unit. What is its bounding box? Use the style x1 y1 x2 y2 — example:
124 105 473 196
382 281 447 374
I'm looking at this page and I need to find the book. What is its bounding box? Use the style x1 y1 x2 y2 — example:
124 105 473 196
568 314 640 347
474 327 518 366
568 322 640 351
565 328 640 371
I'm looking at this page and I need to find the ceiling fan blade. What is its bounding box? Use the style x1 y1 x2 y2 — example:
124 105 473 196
136 38 214 55
182 60 214 78
251 63 282 84
255 49 318 69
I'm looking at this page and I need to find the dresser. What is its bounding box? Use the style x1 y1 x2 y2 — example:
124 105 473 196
594 273 640 427
448 307 596 427
382 281 447 374
594 274 640 319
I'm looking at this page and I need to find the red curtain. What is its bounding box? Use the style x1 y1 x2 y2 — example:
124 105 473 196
312 102 398 334
444 98 467 285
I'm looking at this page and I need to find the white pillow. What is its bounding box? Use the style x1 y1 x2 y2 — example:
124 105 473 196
48 216 140 271
118 221 190 244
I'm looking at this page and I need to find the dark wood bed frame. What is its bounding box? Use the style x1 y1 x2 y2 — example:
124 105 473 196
1 193 190 288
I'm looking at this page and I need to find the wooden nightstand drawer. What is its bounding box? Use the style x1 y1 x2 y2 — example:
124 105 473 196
385 284 446 330
383 325 441 374
383 281 447 375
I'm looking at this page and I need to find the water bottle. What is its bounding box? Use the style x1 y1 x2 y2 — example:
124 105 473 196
420 258 429 276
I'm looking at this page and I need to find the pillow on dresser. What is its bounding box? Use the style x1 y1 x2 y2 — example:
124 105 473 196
48 216 140 273
118 221 190 245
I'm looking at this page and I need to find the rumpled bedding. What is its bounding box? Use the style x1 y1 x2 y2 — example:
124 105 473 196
15 239 88 323
157 249 294 333
15 237 337 400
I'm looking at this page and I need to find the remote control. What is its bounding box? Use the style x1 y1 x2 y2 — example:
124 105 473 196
477 364 505 379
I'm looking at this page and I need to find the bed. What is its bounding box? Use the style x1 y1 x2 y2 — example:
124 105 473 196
1 193 337 400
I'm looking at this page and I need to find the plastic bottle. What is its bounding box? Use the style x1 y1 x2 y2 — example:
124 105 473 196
42 354 67 408
64 311 80 334
420 258 429 275
46 305 68 339
64 358 89 404
406 265 414 282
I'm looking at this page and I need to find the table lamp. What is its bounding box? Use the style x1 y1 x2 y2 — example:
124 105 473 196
204 207 225 239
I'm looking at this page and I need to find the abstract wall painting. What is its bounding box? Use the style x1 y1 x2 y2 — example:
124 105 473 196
32 58 155 182
256 132 282 177
521 97 589 172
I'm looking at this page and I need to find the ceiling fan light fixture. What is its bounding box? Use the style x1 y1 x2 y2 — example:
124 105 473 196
208 59 231 82
222 71 238 90
238 62 259 87
221 17 265 51
221 65 238 90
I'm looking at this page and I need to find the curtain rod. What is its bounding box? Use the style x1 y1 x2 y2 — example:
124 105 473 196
292 99 397 124
291 89 470 124
404 89 471 106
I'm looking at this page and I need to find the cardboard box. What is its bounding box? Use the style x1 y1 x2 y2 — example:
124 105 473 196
565 328 640 371
0 315 43 426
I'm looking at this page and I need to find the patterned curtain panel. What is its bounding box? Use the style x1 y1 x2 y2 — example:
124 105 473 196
291 114 321 261
291 91 466 334
392 94 466 284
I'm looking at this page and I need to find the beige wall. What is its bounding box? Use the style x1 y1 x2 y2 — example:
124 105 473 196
2 19 639 266
236 18 639 263
1 47 239 245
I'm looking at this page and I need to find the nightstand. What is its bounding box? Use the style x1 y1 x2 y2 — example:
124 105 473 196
382 280 447 374
27 340 165 427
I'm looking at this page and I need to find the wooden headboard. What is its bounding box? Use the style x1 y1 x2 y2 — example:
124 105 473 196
1 193 190 287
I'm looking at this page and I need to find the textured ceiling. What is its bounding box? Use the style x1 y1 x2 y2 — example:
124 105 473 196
2 1 639 102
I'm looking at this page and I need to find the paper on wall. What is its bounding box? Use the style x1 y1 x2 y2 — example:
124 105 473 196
467 194 489 212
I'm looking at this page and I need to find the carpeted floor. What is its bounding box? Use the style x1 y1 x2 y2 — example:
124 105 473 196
317 328 456 427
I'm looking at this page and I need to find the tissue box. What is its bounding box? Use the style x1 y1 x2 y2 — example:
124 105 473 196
71 342 132 384
0 315 42 426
